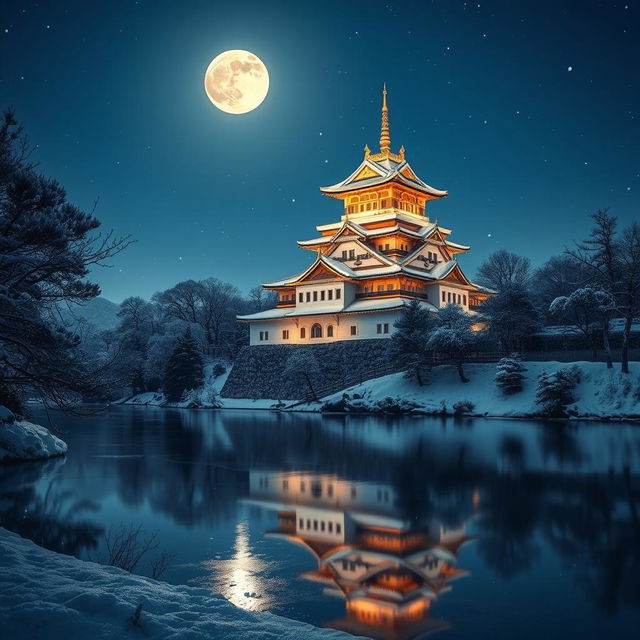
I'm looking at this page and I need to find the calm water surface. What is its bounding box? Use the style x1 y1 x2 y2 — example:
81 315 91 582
1 406 640 639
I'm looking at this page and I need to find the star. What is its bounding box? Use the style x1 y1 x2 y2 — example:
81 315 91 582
567 66 573 72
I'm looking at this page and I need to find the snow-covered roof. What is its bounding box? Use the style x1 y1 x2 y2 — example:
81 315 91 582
470 283 497 295
237 297 438 321
320 156 448 198
298 221 441 248
264 252 475 288
444 239 470 251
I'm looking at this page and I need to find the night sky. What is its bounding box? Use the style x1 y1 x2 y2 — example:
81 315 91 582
1 0 638 302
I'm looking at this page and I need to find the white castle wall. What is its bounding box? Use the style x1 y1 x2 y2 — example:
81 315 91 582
249 308 403 345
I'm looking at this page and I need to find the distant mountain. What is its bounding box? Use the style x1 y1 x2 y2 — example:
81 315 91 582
59 297 121 332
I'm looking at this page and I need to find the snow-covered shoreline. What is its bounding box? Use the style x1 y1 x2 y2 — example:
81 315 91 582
117 361 640 422
0 408 68 462
314 361 640 421
0 528 356 640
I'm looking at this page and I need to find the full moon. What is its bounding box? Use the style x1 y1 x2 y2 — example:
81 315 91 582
204 50 269 115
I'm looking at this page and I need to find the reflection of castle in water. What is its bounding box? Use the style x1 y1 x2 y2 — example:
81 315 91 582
244 470 474 639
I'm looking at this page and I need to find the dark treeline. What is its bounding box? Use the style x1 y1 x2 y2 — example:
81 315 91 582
472 210 640 373
94 283 275 398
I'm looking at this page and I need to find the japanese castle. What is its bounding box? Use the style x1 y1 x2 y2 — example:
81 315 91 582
239 86 490 345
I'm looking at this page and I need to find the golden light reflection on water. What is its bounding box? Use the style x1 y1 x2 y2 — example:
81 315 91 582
200 520 284 612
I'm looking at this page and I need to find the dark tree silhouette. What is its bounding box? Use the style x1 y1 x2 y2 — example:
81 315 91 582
0 110 130 411
389 299 431 385
163 329 204 402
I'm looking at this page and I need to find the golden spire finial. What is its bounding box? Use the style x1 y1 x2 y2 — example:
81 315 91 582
379 83 391 154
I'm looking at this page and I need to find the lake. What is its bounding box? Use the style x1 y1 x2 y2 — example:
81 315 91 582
1 406 639 639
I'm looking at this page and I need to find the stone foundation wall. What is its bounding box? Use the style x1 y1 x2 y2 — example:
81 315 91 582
221 340 394 400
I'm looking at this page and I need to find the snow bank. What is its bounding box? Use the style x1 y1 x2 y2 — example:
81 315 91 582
120 362 229 409
0 417 67 462
0 528 357 640
120 362 293 411
317 361 640 420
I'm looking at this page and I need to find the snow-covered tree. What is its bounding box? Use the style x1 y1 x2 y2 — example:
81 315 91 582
0 110 130 411
549 286 616 367
530 255 590 324
476 250 532 291
163 329 204 402
480 284 539 354
426 304 479 383
389 300 432 385
567 210 640 374
495 355 527 395
284 349 321 401
535 367 580 417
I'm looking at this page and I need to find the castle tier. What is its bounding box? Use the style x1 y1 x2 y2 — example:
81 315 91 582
239 86 491 345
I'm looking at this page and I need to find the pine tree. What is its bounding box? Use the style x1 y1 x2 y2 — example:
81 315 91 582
389 300 431 385
495 355 527 394
0 111 130 410
427 304 479 383
535 367 580 416
163 329 204 402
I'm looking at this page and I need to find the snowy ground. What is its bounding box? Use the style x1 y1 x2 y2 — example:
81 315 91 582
313 361 640 420
0 528 357 640
0 407 67 462
118 360 640 420
119 363 292 410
